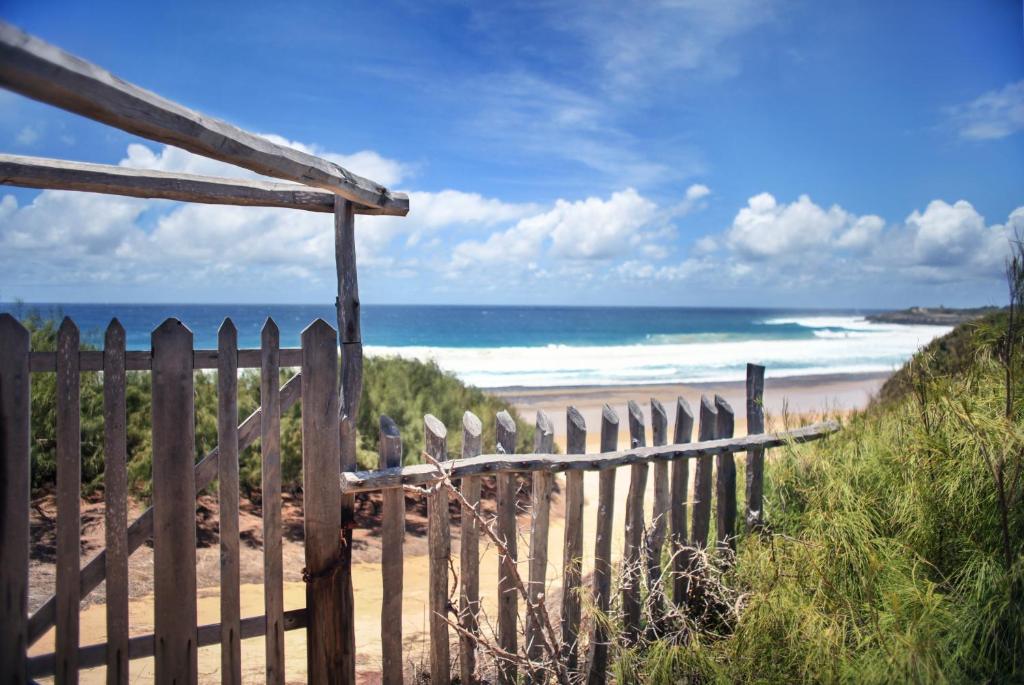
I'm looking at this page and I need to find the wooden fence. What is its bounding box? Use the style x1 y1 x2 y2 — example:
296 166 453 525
0 313 837 682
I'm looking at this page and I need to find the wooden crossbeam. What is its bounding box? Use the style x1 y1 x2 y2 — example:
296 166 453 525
0 154 407 216
27 373 303 647
27 608 309 678
0 22 409 213
340 420 841 493
28 347 303 372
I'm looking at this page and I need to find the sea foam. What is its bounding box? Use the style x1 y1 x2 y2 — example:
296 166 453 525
365 316 952 388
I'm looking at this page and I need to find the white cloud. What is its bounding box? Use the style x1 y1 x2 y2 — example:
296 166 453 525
619 191 1021 292
904 199 1016 274
725 192 879 260
451 188 661 270
15 125 39 146
537 0 776 88
946 80 1024 141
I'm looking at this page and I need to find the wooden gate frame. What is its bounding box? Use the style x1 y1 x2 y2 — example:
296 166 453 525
0 20 406 684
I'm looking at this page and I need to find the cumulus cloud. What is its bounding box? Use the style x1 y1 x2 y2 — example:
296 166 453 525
450 188 662 270
648 192 1022 289
946 80 1024 141
725 192 882 260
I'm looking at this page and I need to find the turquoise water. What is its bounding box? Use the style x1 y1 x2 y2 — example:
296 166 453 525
1 303 950 387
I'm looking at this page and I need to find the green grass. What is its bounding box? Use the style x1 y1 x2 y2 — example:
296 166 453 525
613 320 1024 683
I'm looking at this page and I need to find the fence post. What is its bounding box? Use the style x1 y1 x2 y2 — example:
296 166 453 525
691 395 717 549
425 415 450 685
56 317 81 683
745 364 766 532
622 400 648 644
495 410 518 685
0 314 30 682
151 319 198 685
334 196 360 685
714 396 736 553
261 318 285 685
670 397 694 607
104 319 129 685
646 398 670 635
585 404 618 685
527 410 555 683
301 319 345 684
218 319 242 685
561 406 586 674
379 416 404 685
459 411 483 685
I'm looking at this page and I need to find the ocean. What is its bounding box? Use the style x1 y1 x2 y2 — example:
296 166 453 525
1 303 951 388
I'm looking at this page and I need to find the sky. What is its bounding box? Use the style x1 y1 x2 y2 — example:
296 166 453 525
0 0 1022 308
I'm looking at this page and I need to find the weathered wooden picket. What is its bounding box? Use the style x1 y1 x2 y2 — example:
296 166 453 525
0 21 839 684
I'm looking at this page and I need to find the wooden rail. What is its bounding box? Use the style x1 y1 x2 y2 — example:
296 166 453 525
0 154 403 216
0 22 409 214
29 347 303 372
339 420 839 494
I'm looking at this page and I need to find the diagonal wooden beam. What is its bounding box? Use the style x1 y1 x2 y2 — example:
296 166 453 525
340 420 841 494
27 373 302 647
0 22 409 214
0 154 407 216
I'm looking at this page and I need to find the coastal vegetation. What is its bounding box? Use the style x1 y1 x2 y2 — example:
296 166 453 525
20 310 536 499
611 302 1023 679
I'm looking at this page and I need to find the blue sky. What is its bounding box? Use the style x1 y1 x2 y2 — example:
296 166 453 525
0 0 1022 307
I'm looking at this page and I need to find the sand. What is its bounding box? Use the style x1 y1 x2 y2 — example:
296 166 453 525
28 371 887 683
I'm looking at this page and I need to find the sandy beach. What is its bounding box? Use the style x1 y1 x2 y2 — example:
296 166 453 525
494 371 888 451
29 370 887 683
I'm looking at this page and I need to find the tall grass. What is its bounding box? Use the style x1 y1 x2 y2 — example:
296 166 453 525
612 342 1023 683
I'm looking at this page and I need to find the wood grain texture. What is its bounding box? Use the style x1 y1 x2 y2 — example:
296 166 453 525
585 405 619 685
0 153 400 216
103 321 128 685
495 410 518 685
714 395 736 553
29 608 309 678
648 398 670 586
301 320 344 685
526 411 555 682
55 317 80 684
335 198 359 684
27 374 303 647
260 320 284 685
379 416 404 685
425 415 451 685
691 396 717 549
151 319 197 685
0 24 408 213
670 397 694 607
340 421 840 494
745 364 766 532
217 320 241 685
0 314 30 683
560 407 586 674
459 411 483 685
622 400 648 644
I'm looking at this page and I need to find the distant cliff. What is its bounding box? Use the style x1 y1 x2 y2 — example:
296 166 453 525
867 306 1001 326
